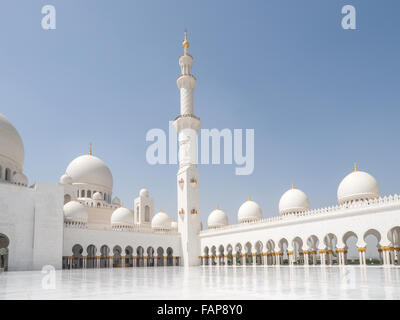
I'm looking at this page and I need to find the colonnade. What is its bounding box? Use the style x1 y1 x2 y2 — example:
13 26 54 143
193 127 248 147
200 246 400 267
62 255 181 269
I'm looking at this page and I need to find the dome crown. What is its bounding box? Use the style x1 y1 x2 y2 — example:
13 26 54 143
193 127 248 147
65 154 113 190
152 211 171 230
59 174 72 185
63 201 88 223
140 188 149 197
337 167 379 204
111 207 134 226
0 113 24 169
208 207 228 229
238 198 262 223
279 186 310 215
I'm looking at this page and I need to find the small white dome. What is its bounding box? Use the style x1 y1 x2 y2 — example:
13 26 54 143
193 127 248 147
140 188 149 197
59 174 72 185
152 211 171 230
337 168 379 204
63 201 88 223
92 192 102 200
112 196 121 205
0 113 24 170
279 187 310 216
171 220 178 230
111 207 134 226
207 207 228 229
66 154 113 190
13 172 28 186
238 199 262 223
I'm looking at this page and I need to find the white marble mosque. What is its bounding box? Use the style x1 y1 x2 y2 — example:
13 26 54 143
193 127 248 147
1 32 400 275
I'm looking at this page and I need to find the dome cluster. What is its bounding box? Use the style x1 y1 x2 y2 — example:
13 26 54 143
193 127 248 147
206 164 380 229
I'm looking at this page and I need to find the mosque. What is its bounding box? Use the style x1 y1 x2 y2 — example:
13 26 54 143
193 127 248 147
1 32 400 272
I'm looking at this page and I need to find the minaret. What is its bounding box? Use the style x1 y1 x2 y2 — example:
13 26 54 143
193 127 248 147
174 31 201 267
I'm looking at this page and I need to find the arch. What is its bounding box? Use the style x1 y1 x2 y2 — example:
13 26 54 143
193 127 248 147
125 246 134 267
278 238 289 265
147 247 155 267
100 245 110 268
235 243 243 265
218 245 225 265
323 233 338 265
86 244 97 268
87 190 92 198
306 235 320 265
157 247 164 267
5 168 11 181
291 237 304 265
64 194 71 205
363 229 382 265
226 244 233 265
255 241 263 265
166 247 173 266
266 239 276 265
342 231 359 265
145 205 150 222
244 242 252 265
136 246 144 267
210 246 217 265
113 245 122 267
203 247 209 266
72 244 83 269
0 165 2 179
0 233 10 272
388 226 400 265
81 190 85 198
104 193 107 201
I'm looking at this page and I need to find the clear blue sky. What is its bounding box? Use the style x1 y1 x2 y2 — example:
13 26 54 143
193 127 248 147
1 0 399 227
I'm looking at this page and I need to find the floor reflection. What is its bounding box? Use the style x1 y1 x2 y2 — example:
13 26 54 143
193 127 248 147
0 266 399 299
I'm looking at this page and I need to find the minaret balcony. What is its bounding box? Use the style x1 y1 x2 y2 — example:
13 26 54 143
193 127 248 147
173 114 201 132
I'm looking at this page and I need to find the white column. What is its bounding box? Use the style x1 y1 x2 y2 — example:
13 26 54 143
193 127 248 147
304 251 309 266
252 251 257 267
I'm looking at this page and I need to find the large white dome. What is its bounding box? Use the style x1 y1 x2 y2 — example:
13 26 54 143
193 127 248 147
279 187 310 216
111 207 134 226
0 113 24 169
238 199 262 223
337 168 379 204
152 211 171 230
207 207 228 229
63 201 88 223
65 154 113 190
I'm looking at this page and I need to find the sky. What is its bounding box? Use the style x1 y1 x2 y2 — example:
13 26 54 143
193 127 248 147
0 0 399 231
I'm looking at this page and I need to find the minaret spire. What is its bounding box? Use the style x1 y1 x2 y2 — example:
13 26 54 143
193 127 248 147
182 29 189 49
89 143 92 156
174 31 201 267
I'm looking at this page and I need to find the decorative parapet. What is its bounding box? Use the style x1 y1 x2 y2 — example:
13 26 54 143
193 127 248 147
64 223 180 235
200 193 400 235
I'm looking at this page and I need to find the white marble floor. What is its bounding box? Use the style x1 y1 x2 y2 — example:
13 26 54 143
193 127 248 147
0 266 400 300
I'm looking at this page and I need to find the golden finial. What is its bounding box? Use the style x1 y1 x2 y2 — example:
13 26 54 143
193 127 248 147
291 183 294 190
354 162 358 172
89 143 92 156
121 201 124 208
248 195 251 201
216 204 219 210
182 29 189 49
